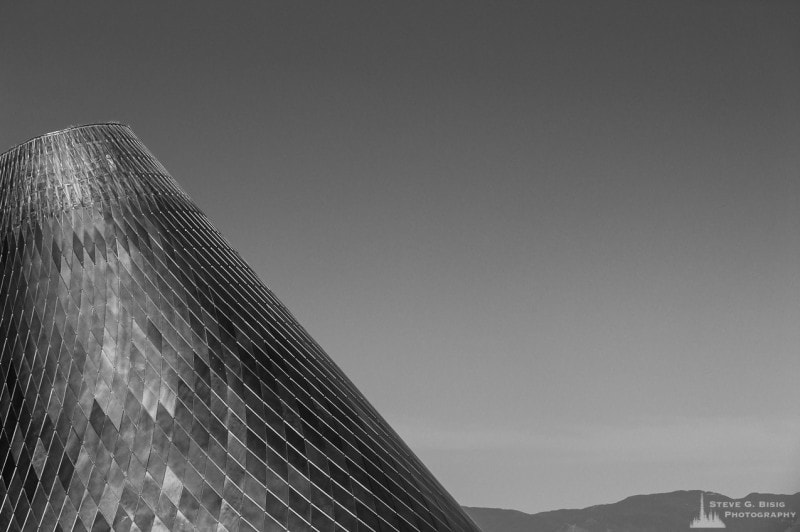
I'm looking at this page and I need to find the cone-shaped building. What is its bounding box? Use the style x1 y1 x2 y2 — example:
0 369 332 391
0 124 480 532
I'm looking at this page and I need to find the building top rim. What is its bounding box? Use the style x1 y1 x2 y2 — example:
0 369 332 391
0 122 132 160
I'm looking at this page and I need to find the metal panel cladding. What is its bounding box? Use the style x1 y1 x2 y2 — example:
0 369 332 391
0 124 481 532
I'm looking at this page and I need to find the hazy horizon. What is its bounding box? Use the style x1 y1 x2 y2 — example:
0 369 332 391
2 0 799 514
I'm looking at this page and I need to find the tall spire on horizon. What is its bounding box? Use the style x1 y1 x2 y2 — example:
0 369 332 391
690 492 726 529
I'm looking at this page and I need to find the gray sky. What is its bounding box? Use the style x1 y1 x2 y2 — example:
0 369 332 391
2 0 799 513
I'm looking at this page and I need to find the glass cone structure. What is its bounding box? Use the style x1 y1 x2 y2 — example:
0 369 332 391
0 124 481 532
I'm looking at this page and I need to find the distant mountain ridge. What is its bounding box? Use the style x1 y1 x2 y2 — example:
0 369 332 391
464 490 800 532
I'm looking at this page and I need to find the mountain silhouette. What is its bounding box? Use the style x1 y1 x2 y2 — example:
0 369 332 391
464 490 800 532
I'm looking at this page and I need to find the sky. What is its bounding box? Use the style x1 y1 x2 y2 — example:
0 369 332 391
1 0 799 514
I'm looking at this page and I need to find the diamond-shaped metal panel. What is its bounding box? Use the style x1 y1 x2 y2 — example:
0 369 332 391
0 124 481 532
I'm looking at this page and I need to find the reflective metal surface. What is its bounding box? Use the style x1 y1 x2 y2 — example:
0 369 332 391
0 124 481 532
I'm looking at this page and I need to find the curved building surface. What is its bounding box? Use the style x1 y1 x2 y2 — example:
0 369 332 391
0 124 480 532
